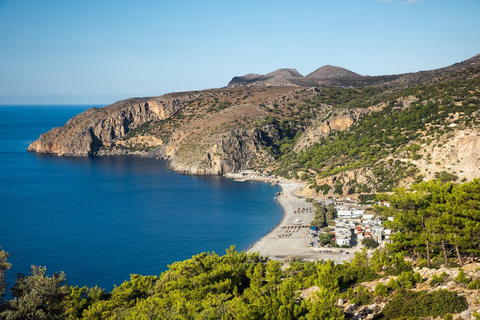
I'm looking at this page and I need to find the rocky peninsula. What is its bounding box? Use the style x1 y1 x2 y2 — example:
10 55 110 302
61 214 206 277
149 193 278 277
29 54 480 194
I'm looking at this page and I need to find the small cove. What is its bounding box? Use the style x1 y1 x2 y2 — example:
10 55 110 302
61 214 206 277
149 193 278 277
0 105 282 291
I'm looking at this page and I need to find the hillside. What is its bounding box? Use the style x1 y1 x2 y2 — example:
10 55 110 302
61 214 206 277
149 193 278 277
28 55 480 194
2 244 479 319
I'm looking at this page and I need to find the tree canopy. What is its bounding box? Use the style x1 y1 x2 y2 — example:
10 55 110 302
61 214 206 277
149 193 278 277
377 178 480 267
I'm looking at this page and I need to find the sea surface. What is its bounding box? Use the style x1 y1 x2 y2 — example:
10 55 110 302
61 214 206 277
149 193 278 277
0 105 282 291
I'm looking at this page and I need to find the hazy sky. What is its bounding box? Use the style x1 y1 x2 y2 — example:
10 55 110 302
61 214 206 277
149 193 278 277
1 0 479 104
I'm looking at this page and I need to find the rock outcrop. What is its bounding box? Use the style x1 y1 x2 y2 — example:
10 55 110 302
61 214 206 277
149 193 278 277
294 107 369 152
28 96 187 156
414 128 480 181
168 128 275 175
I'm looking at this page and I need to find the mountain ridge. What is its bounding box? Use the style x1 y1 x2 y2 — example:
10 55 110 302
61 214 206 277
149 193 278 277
228 54 480 88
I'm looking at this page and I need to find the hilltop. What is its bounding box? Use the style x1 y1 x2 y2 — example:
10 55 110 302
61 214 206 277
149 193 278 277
228 54 480 88
28 54 480 195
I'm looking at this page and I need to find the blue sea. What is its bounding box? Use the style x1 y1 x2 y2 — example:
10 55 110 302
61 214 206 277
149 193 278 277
0 105 282 291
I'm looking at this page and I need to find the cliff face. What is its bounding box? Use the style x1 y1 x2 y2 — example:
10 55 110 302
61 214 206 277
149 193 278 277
28 96 188 156
413 128 480 181
163 102 282 175
168 127 275 175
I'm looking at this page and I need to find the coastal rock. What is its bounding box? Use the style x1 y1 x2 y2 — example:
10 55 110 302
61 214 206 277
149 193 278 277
168 127 275 175
28 96 187 156
28 88 297 175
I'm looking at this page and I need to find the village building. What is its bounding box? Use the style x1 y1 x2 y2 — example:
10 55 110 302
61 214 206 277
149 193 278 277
334 227 352 247
337 208 364 219
384 228 392 240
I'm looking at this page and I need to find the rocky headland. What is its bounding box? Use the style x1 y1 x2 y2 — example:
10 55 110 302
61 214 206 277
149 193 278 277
28 54 480 195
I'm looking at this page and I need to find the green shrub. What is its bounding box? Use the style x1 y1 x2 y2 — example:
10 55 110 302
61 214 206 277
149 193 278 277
334 183 344 195
338 266 379 289
319 184 332 195
362 237 379 249
434 171 458 182
382 255 413 277
349 286 373 306
429 272 448 287
374 283 389 297
381 289 468 318
455 269 470 285
387 278 400 291
467 278 480 289
396 271 422 289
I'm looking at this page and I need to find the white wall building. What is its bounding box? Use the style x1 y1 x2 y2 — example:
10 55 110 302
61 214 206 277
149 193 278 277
334 227 352 247
337 209 364 219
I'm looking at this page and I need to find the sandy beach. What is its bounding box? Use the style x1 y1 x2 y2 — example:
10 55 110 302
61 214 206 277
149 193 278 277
225 173 355 263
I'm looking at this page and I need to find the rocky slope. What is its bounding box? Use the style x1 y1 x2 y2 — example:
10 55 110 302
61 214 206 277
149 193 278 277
29 86 312 175
300 262 480 319
293 106 371 152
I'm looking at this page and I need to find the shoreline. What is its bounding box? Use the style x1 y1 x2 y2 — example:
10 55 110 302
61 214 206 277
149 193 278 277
245 180 305 252
225 172 355 263
246 181 306 251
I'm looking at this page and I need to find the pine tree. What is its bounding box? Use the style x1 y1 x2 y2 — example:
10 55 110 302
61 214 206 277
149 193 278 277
0 247 11 306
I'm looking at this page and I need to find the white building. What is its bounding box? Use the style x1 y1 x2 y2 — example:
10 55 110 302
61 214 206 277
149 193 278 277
334 227 352 247
384 228 392 240
371 226 384 243
362 214 375 221
337 209 364 219
337 210 354 219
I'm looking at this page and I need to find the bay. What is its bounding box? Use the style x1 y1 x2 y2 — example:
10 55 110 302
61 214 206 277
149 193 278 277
0 105 281 291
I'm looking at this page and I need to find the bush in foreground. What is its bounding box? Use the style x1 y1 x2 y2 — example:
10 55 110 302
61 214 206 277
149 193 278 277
381 289 468 319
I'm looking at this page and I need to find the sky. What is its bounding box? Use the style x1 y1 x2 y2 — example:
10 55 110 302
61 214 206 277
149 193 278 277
0 0 479 105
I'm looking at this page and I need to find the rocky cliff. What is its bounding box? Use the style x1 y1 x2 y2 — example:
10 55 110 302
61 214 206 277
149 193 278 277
28 86 307 175
28 96 187 156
